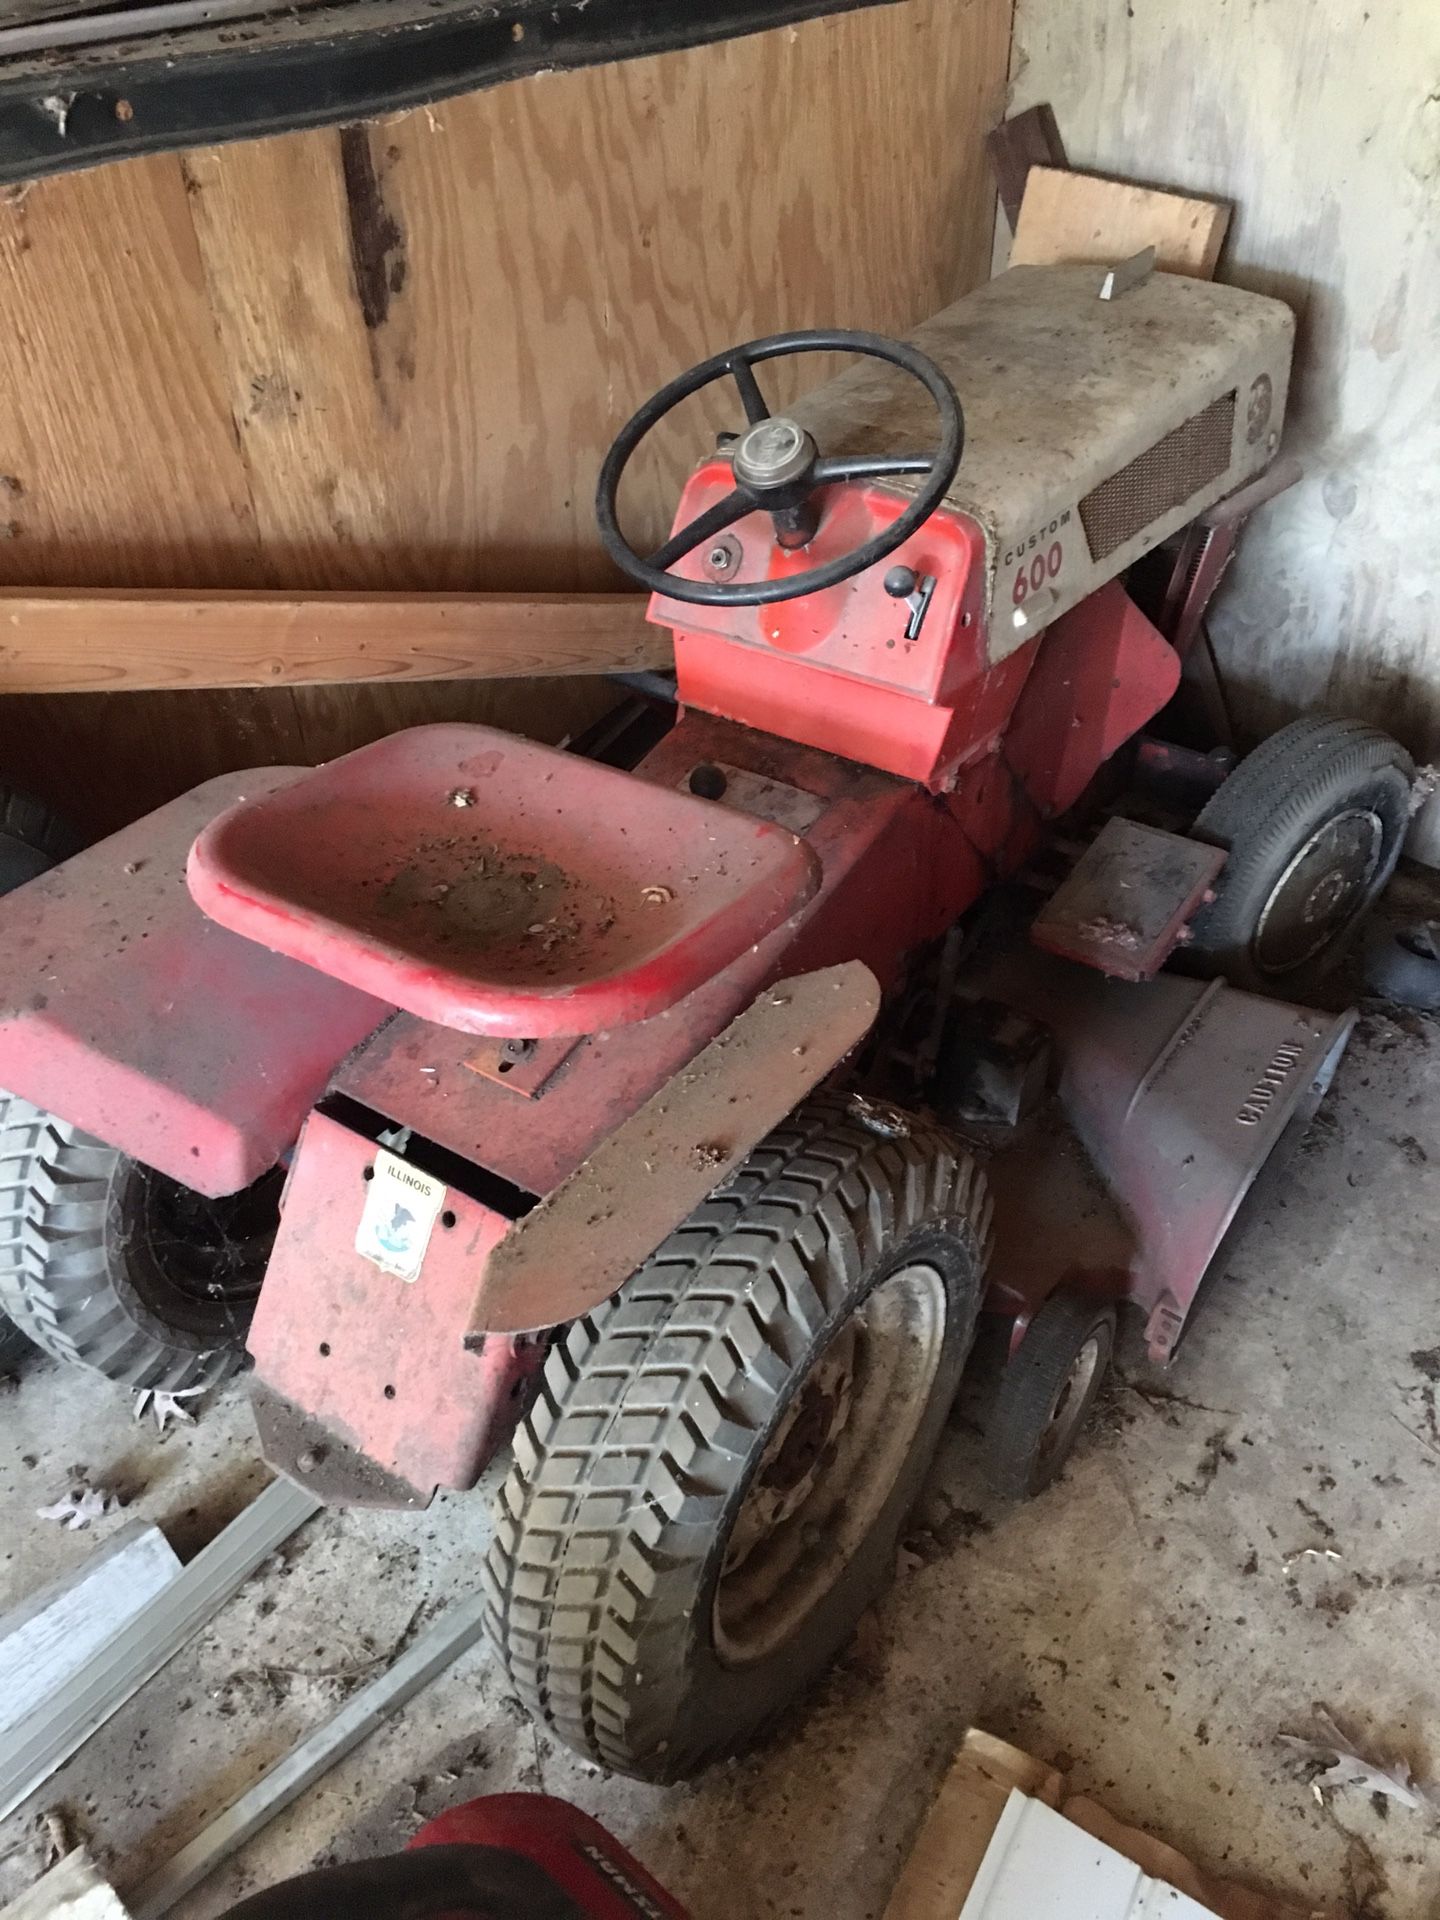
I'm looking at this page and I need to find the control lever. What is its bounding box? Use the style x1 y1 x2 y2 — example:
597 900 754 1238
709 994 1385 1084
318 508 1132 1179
883 564 937 641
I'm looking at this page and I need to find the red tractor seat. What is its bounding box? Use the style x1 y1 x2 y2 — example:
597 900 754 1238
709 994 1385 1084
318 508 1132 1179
188 724 820 1039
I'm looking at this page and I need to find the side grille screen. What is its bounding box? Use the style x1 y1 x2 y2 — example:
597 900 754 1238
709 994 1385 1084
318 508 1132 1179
1079 390 1237 561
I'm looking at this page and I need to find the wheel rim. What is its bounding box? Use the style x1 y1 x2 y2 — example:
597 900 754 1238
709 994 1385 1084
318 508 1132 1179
1034 1328 1107 1482
1252 807 1383 976
712 1260 947 1667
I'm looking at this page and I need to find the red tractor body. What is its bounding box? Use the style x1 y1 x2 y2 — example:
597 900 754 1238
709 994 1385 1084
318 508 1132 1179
0 260 1406 1778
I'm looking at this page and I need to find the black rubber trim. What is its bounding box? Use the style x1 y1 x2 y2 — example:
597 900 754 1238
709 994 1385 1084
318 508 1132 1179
0 0 899 186
315 1091 539 1220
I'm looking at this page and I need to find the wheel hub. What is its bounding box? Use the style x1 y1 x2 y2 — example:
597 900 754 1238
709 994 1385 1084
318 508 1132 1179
1253 806 1383 976
1036 1331 1105 1479
713 1261 947 1667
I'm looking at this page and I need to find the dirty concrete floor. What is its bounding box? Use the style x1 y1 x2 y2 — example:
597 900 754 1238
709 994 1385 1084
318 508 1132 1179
2 1004 1439 1919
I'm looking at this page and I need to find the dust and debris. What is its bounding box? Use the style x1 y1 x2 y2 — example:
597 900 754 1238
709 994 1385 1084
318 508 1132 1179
901 1500 993 1563
1387 1131 1428 1167
1175 1427 1236 1495
1281 1544 1343 1573
370 842 615 977
846 1093 911 1139
37 1808 70 1871
38 93 73 134
641 884 676 905
447 788 475 808
1284 1498 1333 1544
1073 914 1141 948
690 1142 727 1172
1411 1346 1440 1382
215 1602 433 1718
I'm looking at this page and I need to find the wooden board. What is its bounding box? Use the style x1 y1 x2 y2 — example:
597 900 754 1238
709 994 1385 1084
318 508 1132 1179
884 1731 1062 1920
0 0 1012 828
884 1728 1321 1920
1010 165 1230 278
0 1851 128 1920
0 591 662 695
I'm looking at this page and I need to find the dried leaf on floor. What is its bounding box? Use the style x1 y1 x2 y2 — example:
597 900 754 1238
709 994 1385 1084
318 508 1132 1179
133 1384 204 1431
1278 1706 1440 1816
35 1485 122 1530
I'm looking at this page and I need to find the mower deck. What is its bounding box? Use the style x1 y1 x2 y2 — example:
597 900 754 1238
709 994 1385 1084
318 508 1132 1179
980 950 1353 1360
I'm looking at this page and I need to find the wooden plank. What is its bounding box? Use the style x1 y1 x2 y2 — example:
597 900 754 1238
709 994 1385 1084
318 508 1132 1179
0 591 664 695
0 1522 180 1734
0 1851 129 1920
987 103 1069 227
1010 166 1231 279
883 1731 1062 1920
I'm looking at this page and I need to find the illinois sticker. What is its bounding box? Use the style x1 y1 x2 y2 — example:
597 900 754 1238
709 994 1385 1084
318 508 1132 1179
355 1147 447 1283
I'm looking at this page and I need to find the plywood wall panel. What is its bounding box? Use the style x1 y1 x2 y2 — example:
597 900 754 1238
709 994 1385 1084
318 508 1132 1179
0 0 1012 830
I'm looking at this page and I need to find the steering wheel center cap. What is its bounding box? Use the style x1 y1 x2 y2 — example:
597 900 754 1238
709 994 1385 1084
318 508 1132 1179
732 415 817 491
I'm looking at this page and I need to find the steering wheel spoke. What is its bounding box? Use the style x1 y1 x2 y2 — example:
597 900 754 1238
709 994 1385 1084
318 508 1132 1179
647 486 754 573
810 453 938 484
729 354 771 426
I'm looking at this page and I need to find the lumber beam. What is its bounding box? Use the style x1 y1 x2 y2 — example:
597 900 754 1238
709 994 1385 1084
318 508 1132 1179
0 591 668 696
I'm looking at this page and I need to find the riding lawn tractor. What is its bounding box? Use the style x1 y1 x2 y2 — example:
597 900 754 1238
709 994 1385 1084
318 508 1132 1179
0 254 1412 1779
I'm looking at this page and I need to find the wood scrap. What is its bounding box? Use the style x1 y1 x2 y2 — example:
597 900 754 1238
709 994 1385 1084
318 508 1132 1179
0 1850 129 1920
884 1727 1335 1920
987 103 1068 227
1010 165 1231 280
0 591 666 696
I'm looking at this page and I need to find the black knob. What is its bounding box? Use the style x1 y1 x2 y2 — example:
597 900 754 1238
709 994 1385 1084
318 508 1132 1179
884 565 918 598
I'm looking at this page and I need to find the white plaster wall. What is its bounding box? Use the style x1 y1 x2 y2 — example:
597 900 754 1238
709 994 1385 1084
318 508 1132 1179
1005 0 1440 830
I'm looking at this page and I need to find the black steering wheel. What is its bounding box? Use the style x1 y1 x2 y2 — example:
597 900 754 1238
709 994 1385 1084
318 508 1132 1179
595 329 964 608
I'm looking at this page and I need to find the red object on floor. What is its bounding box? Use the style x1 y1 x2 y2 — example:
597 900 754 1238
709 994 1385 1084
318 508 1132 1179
411 1793 690 1917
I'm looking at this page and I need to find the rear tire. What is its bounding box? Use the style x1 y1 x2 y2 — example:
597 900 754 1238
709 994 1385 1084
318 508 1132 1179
0 1097 282 1392
0 786 83 894
1184 716 1412 993
0 790 84 1368
0 1300 33 1371
483 1092 991 1780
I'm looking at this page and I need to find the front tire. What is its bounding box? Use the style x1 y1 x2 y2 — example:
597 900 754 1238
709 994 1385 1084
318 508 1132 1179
483 1093 991 1780
986 1290 1115 1500
0 1097 282 1392
1184 716 1412 993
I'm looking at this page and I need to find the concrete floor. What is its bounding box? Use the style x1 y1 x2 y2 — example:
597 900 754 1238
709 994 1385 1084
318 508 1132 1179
2 997 1439 1918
